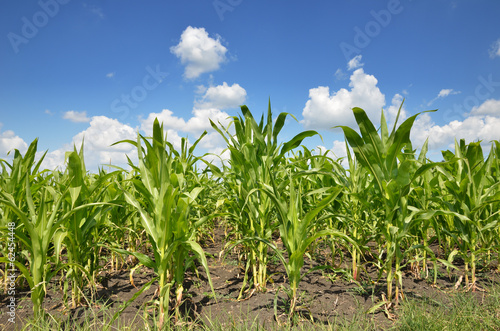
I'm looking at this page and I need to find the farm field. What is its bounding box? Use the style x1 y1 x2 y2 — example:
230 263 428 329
2 225 500 330
1 104 500 330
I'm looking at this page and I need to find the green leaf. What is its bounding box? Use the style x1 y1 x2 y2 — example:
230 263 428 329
106 246 156 270
278 130 318 160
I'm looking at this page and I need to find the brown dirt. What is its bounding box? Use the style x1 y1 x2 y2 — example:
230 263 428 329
1 227 499 330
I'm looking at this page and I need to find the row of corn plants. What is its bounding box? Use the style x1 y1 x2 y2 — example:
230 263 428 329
1 101 499 325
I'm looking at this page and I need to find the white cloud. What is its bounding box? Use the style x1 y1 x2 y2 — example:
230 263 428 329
141 82 243 137
186 108 231 133
140 107 231 138
140 109 187 133
427 89 461 106
470 99 500 116
195 82 246 109
45 109 54 115
139 108 231 170
139 82 245 164
412 102 500 151
385 93 408 126
309 142 349 166
301 68 385 130
327 140 348 160
202 146 230 169
197 131 226 150
489 38 500 59
347 55 364 70
0 124 28 157
106 72 115 78
38 149 66 172
438 89 456 98
40 116 138 171
63 110 90 123
170 26 228 79
71 116 138 170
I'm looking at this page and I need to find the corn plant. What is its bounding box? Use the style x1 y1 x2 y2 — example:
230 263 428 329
336 104 442 304
286 147 360 274
113 118 215 327
403 140 438 279
209 102 318 297
492 140 500 272
0 172 104 318
0 139 47 291
339 143 379 281
58 146 121 308
435 139 500 289
100 169 141 272
252 169 356 317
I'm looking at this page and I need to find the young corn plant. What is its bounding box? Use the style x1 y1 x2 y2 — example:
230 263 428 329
436 139 500 290
492 141 500 272
286 147 362 275
336 104 442 305
113 118 215 327
0 168 103 317
100 169 140 273
58 145 120 308
209 102 317 297
0 139 47 291
253 169 356 318
0 139 99 317
340 143 378 282
403 140 437 279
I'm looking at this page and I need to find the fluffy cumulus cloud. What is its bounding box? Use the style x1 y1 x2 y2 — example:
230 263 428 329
40 116 137 171
302 60 498 161
187 108 232 133
140 107 228 134
316 140 349 160
138 107 232 170
140 109 187 133
202 146 230 167
411 99 500 151
170 26 228 79
63 110 90 123
141 82 246 138
470 99 500 116
195 82 246 109
139 82 247 164
0 123 28 157
138 108 230 170
38 149 66 172
301 68 385 130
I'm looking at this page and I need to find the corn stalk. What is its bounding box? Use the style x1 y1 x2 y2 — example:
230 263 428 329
113 118 215 327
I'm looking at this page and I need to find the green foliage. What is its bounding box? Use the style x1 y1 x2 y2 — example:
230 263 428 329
1 98 499 326
113 118 215 327
337 104 444 302
209 101 318 296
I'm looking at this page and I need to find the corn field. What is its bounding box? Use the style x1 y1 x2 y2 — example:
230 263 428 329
1 102 499 326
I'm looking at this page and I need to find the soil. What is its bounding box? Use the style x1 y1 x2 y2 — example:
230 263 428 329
1 226 500 330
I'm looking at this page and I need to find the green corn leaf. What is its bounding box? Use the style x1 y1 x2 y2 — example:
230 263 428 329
352 107 384 167
278 130 318 160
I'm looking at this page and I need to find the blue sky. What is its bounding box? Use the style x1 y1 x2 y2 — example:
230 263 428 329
1 0 500 171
